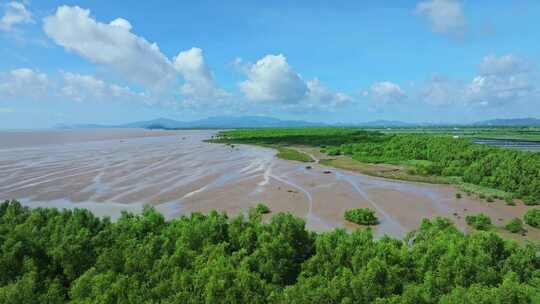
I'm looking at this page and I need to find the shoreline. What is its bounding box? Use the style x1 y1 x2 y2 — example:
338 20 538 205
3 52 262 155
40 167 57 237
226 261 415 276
217 139 519 205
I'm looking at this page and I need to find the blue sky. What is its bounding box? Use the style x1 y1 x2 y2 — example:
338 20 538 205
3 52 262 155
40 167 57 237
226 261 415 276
0 0 539 128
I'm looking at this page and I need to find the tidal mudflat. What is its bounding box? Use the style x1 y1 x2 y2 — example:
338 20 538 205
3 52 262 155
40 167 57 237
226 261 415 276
1 129 537 239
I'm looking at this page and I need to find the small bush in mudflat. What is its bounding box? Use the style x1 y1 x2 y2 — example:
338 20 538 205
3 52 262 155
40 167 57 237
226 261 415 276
344 208 378 225
505 218 525 233
455 193 462 199
255 203 270 214
465 213 492 230
505 196 515 206
524 209 540 228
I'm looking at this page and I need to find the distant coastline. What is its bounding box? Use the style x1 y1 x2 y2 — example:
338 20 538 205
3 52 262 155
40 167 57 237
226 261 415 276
54 116 540 130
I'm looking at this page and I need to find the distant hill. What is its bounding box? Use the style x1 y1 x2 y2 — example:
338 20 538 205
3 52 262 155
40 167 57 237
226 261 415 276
58 116 540 129
474 118 540 126
62 116 326 129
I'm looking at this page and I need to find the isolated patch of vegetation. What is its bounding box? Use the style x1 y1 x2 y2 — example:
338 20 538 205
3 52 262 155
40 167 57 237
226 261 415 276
255 203 270 214
505 218 525 234
344 208 378 225
216 128 540 204
505 196 516 206
325 146 341 156
275 147 313 162
1 200 540 303
465 213 492 230
524 209 540 228
505 218 525 233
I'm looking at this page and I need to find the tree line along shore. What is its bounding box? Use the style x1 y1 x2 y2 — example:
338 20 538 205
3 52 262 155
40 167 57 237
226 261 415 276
212 128 540 206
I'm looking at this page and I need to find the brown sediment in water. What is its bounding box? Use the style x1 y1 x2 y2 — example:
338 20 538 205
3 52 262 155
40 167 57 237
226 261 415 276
1 129 539 241
0 128 180 149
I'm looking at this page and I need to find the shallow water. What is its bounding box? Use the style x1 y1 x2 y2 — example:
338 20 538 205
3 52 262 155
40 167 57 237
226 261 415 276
1 129 537 239
474 139 540 152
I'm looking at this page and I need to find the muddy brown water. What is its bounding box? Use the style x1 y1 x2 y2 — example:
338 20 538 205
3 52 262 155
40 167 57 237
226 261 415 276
1 129 537 239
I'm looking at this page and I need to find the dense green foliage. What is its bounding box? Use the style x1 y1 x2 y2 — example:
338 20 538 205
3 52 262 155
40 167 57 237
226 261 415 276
505 218 525 234
465 214 492 231
217 128 540 204
344 208 378 225
524 209 540 228
340 135 540 204
2 200 540 303
255 203 270 214
213 128 383 147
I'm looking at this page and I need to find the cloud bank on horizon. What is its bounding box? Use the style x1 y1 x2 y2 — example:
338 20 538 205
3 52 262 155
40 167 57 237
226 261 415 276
0 0 539 128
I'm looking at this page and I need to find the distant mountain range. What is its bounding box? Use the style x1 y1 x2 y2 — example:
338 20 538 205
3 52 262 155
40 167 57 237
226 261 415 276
473 118 540 126
62 116 326 129
57 116 540 129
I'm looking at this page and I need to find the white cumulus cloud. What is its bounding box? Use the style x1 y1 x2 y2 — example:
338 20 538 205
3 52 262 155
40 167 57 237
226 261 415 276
305 79 351 108
419 54 539 107
61 72 148 103
0 68 152 104
368 81 407 104
464 74 535 107
416 0 467 36
419 75 462 106
0 2 33 32
479 54 530 76
43 6 176 89
0 68 49 100
109 18 132 31
239 54 349 110
239 54 307 104
464 54 537 107
173 47 229 105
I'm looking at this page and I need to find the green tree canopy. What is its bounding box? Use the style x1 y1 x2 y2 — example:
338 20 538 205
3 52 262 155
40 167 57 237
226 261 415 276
1 200 539 303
